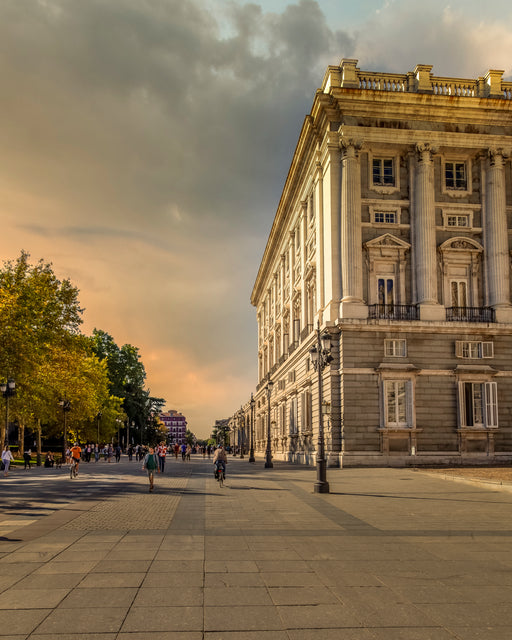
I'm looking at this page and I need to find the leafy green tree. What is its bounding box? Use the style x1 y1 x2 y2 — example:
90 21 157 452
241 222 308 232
0 252 83 449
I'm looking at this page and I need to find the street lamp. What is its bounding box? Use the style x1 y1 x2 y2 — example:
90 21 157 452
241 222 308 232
309 323 333 493
59 398 71 457
0 378 16 451
249 393 255 463
264 379 274 468
239 406 245 459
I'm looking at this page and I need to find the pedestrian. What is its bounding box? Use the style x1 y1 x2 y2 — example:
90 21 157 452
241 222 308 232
44 451 55 468
115 444 121 462
142 446 158 492
86 444 92 462
185 445 191 461
2 445 14 477
174 443 179 459
107 444 113 463
157 441 167 473
23 448 32 470
94 445 100 462
202 446 206 459
127 445 133 461
180 443 187 461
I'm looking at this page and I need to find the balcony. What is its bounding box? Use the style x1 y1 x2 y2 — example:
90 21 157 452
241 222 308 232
446 307 496 323
368 304 419 321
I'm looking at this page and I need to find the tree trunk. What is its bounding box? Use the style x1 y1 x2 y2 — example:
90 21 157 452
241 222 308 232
36 419 42 466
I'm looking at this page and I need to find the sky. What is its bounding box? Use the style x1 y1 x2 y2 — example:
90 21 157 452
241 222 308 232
1 0 512 438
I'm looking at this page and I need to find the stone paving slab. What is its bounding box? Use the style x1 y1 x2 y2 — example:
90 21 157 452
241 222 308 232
2 457 512 639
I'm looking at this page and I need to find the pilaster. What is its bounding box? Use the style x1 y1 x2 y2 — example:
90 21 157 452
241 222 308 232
414 143 444 321
485 148 512 321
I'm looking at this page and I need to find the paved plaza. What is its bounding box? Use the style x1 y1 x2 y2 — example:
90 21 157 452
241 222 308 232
1 455 512 639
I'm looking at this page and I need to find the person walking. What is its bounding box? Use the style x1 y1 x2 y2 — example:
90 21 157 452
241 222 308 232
94 445 100 462
174 443 179 459
2 445 14 477
157 442 167 473
115 444 121 462
23 448 32 470
142 446 158 492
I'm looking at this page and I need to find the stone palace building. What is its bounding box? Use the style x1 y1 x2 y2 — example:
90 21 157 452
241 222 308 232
235 60 512 467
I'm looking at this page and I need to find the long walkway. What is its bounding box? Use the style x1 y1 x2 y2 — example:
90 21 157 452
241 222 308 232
1 455 512 639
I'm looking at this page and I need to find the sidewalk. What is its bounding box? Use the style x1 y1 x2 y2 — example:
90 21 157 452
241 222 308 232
1 456 512 639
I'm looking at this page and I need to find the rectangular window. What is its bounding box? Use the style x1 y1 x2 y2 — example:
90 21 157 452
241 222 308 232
456 341 494 359
289 396 298 434
373 158 395 186
374 211 397 224
459 381 498 428
447 214 469 227
384 380 410 427
451 280 467 308
300 391 312 432
378 278 395 306
384 339 407 357
445 161 467 190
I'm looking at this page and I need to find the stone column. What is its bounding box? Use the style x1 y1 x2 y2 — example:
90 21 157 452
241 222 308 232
414 143 444 321
485 148 512 321
300 204 308 333
340 138 367 318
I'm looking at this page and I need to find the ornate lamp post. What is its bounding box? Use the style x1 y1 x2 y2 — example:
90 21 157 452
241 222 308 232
309 323 333 493
59 398 71 457
0 378 16 451
264 379 274 468
239 406 245 459
249 393 255 463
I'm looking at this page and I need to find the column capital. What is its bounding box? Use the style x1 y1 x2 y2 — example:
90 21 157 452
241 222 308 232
339 137 363 159
415 142 437 163
488 147 509 167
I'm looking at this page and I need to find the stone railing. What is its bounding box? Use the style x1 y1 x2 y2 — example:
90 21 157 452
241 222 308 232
324 59 512 100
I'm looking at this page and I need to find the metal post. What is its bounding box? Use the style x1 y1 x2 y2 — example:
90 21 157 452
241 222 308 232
249 393 255 463
310 323 332 494
265 380 273 468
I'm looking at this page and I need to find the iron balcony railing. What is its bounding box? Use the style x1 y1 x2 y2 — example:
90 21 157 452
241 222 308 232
446 307 496 322
368 304 419 320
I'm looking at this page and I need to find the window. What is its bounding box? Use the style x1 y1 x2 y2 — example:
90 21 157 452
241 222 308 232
447 214 469 227
385 339 407 357
451 280 467 308
373 158 395 186
378 277 395 306
301 391 312 432
445 161 467 190
289 396 298 434
458 381 498 428
455 341 494 359
374 211 397 224
384 380 412 427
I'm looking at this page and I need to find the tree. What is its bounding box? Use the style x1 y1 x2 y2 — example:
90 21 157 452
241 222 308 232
90 329 165 444
0 252 83 450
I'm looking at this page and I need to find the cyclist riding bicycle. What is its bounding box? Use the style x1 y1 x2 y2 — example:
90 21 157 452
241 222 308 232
70 442 82 476
212 444 227 480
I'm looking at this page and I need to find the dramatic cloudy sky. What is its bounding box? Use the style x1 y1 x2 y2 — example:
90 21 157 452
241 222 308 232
1 0 511 437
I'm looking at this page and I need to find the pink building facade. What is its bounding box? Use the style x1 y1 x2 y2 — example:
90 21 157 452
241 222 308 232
160 410 187 445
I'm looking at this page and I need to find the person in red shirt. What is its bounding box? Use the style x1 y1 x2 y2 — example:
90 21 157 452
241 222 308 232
157 442 167 473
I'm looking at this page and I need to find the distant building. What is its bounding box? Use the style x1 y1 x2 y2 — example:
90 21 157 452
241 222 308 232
160 410 187 444
241 59 512 467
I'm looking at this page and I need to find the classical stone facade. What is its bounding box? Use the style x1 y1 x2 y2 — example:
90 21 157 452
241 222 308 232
237 60 512 467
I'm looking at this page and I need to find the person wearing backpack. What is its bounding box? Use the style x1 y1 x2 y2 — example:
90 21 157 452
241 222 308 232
142 447 158 492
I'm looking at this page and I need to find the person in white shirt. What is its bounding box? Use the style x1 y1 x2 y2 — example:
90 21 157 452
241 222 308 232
2 445 14 477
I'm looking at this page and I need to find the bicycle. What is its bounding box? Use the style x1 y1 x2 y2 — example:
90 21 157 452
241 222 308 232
69 458 79 479
214 463 225 487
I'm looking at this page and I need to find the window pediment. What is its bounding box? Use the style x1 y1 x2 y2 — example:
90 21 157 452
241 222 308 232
439 237 483 253
365 234 410 250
